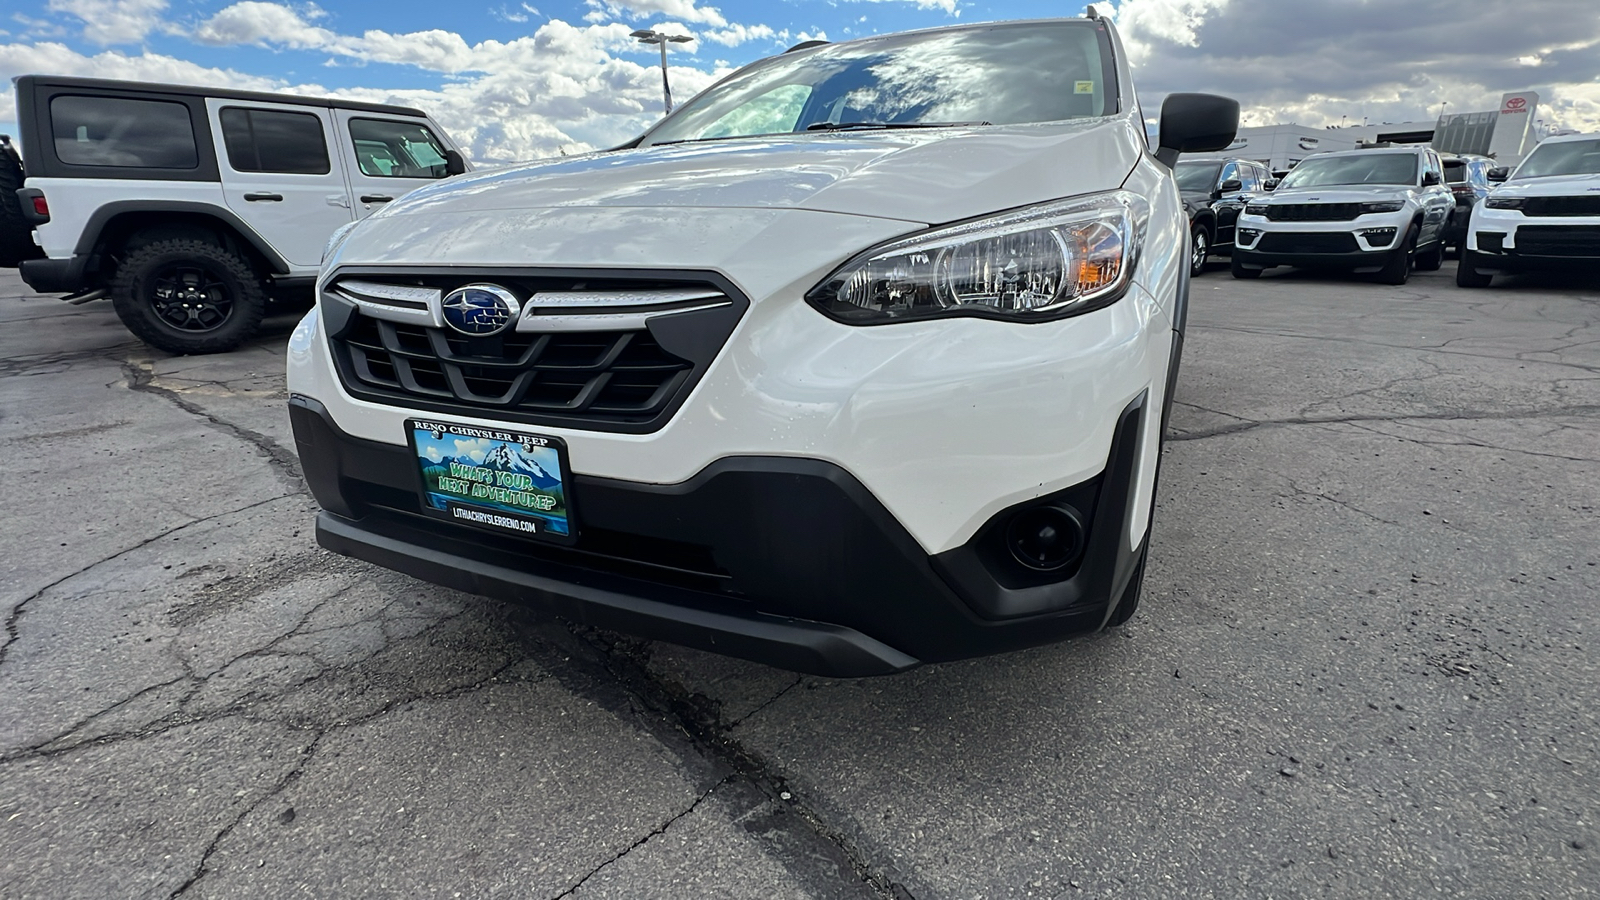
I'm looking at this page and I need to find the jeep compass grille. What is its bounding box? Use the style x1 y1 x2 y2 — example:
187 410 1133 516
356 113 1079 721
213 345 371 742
1264 203 1363 222
1514 225 1600 257
323 269 748 433
1256 232 1360 254
1520 196 1600 217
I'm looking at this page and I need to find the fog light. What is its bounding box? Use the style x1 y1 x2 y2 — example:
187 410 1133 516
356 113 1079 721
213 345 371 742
1006 505 1086 571
1359 227 1397 245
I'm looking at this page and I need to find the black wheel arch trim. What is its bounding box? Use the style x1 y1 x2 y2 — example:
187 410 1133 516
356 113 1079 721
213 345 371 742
75 200 292 274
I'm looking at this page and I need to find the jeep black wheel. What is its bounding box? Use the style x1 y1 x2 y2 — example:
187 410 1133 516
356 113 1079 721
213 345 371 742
1456 250 1494 288
112 239 266 354
1189 223 1210 277
1415 240 1444 271
1377 224 1419 286
1230 255 1262 279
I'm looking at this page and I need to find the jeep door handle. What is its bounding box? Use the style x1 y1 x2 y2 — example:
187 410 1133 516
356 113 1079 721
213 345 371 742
360 195 394 204
243 192 283 202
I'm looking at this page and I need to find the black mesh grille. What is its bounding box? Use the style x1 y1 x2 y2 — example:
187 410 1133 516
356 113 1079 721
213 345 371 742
1257 232 1361 254
1515 225 1600 257
1521 196 1600 217
325 269 746 433
1265 203 1363 222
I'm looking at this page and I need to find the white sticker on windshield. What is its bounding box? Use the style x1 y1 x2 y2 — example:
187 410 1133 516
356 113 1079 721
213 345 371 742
1075 81 1095 94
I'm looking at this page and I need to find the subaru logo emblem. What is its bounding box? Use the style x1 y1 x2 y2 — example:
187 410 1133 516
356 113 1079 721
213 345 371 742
440 284 520 336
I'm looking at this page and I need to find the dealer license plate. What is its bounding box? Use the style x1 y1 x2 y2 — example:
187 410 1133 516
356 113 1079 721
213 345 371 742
407 418 575 543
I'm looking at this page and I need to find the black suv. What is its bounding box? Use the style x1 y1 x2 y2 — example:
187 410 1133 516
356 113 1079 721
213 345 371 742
1174 157 1273 275
1441 153 1496 250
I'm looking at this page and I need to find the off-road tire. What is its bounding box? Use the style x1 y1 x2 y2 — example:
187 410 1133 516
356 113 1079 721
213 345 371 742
112 239 267 355
0 138 41 268
1456 251 1494 288
1189 223 1210 277
1378 225 1419 285
1415 240 1444 271
1231 255 1262 279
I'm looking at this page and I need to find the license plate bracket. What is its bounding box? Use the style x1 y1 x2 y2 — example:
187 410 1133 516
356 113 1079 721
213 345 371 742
406 418 576 544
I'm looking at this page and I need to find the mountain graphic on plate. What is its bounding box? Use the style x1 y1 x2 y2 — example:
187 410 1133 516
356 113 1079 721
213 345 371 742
479 443 561 489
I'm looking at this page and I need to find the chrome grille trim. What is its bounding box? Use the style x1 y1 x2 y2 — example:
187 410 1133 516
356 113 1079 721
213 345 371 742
516 299 733 333
330 280 443 328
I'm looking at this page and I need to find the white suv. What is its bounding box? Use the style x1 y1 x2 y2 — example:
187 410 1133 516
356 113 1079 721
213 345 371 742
8 76 466 354
1457 132 1600 287
287 17 1238 675
1230 146 1456 284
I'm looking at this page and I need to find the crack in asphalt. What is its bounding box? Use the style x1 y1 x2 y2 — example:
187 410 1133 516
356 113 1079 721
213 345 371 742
122 358 306 488
0 493 293 673
547 775 735 900
1167 404 1600 443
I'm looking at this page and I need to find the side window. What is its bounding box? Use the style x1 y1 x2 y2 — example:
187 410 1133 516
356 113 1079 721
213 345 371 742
50 95 198 169
348 118 451 179
1237 164 1261 192
219 108 331 174
1217 161 1240 190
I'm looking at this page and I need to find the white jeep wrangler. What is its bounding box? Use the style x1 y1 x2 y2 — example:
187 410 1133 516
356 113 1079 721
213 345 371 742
4 76 467 354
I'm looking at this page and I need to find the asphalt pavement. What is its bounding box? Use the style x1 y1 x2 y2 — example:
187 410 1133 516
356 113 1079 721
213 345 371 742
2 260 1597 899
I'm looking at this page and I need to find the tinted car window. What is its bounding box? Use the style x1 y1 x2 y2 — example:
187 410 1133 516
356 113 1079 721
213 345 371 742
348 118 452 178
1175 161 1222 192
1278 153 1418 188
50 95 198 169
642 22 1116 146
1444 159 1468 183
219 108 331 175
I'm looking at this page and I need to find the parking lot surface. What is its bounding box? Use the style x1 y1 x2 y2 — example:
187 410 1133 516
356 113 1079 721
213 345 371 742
2 263 1597 899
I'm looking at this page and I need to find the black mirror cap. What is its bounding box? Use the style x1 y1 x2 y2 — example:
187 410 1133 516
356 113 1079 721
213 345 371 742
444 149 468 176
1263 178 1279 191
1487 166 1510 183
1155 93 1240 168
1216 178 1243 194
1422 171 1442 186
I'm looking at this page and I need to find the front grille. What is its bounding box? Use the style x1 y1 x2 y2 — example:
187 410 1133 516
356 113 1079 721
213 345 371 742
1257 232 1361 254
325 269 747 433
1515 225 1600 257
1265 203 1363 222
1521 196 1600 217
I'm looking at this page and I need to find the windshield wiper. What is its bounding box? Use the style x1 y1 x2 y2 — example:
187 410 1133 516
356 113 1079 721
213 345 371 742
804 120 990 132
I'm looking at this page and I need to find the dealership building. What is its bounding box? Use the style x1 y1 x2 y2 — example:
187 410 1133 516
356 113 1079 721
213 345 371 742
1184 91 1542 172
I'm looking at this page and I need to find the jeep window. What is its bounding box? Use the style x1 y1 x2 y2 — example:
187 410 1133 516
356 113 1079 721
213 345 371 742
348 119 451 178
1444 158 1468 183
1276 153 1418 189
219 108 331 175
640 21 1116 147
50 95 198 169
1174 161 1222 192
1512 139 1600 179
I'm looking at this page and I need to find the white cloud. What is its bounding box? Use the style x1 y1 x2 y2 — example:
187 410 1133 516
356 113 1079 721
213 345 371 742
842 0 959 17
47 0 169 45
584 0 727 27
701 23 774 47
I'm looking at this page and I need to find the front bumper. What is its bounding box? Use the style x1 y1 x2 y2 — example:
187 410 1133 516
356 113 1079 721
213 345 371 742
290 394 1150 676
1232 212 1408 270
1466 208 1600 269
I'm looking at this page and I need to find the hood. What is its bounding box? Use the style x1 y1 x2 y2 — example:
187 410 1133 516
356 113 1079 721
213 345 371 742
1494 172 1600 198
1258 184 1416 204
382 118 1145 227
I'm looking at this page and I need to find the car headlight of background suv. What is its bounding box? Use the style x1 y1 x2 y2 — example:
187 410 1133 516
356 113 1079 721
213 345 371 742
1245 202 1270 216
1483 196 1525 210
807 191 1150 324
1359 200 1405 214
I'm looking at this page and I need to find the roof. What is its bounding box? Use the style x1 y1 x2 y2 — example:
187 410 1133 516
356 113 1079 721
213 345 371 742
1540 131 1600 145
15 75 428 118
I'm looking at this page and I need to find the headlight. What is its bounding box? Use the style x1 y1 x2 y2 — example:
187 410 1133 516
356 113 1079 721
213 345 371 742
1359 201 1405 214
322 220 361 263
1244 202 1270 216
806 191 1148 324
1484 196 1525 210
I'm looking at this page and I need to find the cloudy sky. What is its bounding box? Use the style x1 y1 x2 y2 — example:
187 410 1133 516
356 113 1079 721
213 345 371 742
2 0 1596 162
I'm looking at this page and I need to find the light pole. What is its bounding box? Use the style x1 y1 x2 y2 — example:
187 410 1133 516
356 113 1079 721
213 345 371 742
631 29 694 115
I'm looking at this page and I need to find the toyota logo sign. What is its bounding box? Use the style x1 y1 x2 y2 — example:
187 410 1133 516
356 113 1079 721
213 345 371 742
1504 97 1527 111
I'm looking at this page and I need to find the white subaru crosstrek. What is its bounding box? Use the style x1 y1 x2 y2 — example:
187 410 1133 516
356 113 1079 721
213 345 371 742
1457 131 1600 287
287 16 1238 675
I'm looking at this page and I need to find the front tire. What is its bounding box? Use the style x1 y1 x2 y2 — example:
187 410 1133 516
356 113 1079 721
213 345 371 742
1231 255 1263 279
1456 250 1494 288
111 239 267 355
1378 225 1418 285
1189 223 1210 277
1414 240 1444 271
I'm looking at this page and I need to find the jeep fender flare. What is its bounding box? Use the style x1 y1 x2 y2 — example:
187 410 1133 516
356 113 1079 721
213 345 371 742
76 201 292 275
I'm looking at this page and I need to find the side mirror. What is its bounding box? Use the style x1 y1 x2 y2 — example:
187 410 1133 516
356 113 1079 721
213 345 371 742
1216 178 1243 195
1156 93 1240 168
1263 178 1279 191
1421 171 1442 186
444 149 467 176
1487 166 1509 183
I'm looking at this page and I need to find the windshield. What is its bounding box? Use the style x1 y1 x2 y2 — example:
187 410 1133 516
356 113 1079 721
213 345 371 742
1277 153 1418 189
1175 162 1222 192
640 21 1116 147
1513 139 1600 179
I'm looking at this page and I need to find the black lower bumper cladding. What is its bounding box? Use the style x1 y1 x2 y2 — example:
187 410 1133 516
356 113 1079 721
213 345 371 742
290 395 1147 676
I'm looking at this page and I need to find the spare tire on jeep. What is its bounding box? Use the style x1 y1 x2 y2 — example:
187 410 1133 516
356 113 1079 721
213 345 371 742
0 135 43 269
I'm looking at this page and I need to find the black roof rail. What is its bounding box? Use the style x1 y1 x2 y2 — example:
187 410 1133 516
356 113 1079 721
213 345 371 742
784 40 830 53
